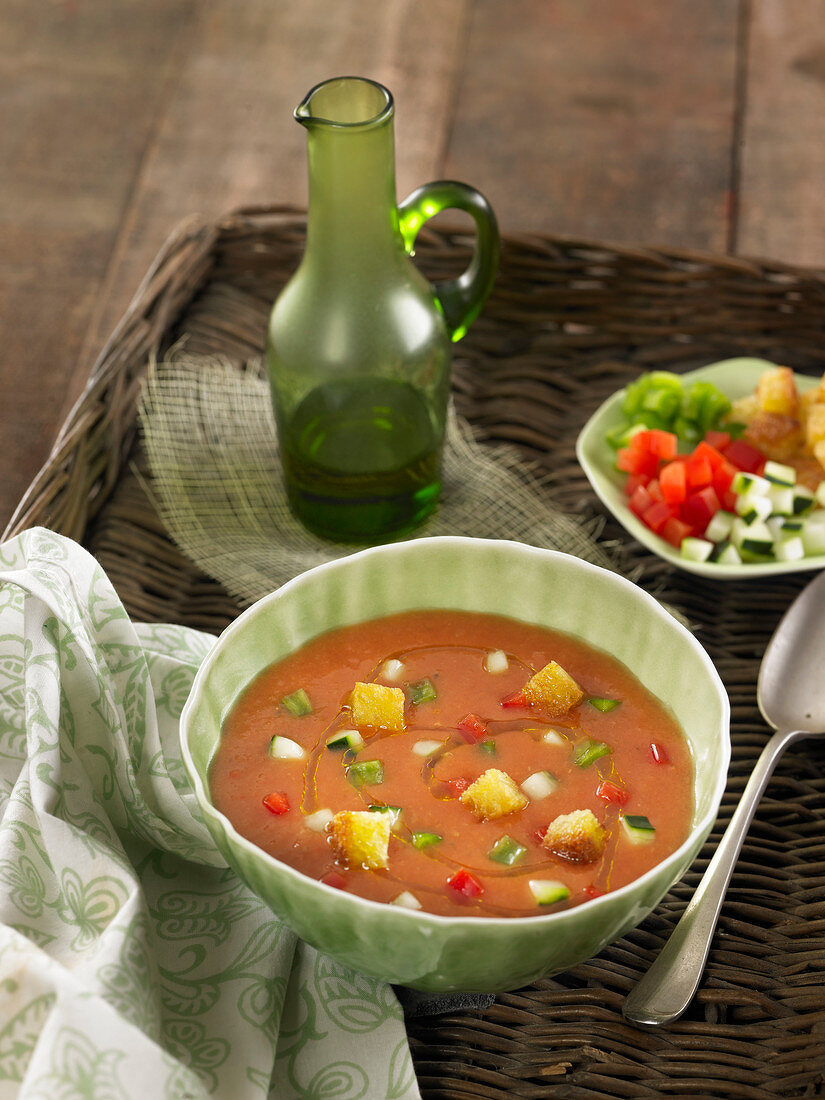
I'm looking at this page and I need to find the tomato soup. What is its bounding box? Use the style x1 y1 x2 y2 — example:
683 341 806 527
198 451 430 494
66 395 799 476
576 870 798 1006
210 610 693 918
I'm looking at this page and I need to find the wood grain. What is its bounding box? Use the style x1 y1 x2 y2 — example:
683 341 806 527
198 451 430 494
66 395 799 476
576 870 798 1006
736 0 825 265
445 0 740 249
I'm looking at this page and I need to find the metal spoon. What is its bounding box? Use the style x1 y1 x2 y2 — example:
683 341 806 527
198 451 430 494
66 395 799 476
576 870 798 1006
624 568 825 1026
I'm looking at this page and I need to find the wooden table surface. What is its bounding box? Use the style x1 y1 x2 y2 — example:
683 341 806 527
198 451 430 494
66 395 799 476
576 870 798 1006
3 0 825 533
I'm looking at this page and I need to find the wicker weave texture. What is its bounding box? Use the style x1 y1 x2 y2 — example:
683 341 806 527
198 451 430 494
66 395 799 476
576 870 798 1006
10 207 825 1099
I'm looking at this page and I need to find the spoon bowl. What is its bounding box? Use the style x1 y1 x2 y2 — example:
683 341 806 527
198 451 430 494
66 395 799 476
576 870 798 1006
624 568 825 1026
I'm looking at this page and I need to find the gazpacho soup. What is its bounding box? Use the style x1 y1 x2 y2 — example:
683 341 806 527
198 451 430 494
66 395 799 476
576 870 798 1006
210 610 693 918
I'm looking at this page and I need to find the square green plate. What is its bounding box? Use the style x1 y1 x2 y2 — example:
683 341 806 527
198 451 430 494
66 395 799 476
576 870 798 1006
576 357 824 579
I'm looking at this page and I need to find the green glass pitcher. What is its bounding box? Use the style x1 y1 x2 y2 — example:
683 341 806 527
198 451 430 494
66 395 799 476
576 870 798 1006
266 76 500 543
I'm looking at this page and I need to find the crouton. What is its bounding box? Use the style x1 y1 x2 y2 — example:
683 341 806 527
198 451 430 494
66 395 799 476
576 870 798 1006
805 402 825 449
756 365 799 417
348 681 405 730
522 661 584 718
542 808 606 864
460 768 528 821
330 810 391 870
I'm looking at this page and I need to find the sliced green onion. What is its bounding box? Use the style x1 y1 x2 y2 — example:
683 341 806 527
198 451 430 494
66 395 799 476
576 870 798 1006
622 813 656 843
483 649 509 674
412 831 442 850
412 739 443 756
520 770 559 800
479 739 497 755
347 759 384 788
391 890 422 909
488 835 527 866
326 728 365 752
281 688 313 716
304 808 333 833
574 739 612 768
529 879 571 906
587 696 621 713
408 678 437 705
267 735 305 760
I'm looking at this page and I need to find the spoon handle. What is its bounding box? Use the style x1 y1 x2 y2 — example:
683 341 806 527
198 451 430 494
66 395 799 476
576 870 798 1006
623 726 806 1026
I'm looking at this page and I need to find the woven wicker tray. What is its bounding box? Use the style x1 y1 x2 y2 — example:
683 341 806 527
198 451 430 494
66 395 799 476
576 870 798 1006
10 206 825 1099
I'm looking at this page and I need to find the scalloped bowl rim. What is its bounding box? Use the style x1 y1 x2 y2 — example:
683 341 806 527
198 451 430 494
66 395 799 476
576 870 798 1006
180 537 730 945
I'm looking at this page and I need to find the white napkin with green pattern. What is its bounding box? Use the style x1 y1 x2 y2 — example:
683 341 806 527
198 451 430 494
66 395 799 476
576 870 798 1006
0 528 420 1100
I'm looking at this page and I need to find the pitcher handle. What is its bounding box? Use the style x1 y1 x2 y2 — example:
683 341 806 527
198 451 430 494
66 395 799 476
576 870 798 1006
398 181 500 342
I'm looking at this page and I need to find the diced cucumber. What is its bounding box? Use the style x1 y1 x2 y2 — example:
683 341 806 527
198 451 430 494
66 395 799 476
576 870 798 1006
621 813 656 843
767 485 794 516
326 729 365 752
680 536 714 563
735 494 772 523
520 770 559 800
304 808 334 833
542 729 566 746
391 890 422 910
381 659 405 682
408 678 437 705
704 509 736 543
738 520 773 556
267 735 305 760
412 831 442 850
763 460 796 487
488 834 527 866
281 688 313 716
713 540 742 565
347 759 384 788
792 486 815 514
802 517 825 555
368 804 402 828
731 471 769 496
774 535 805 562
412 739 443 756
484 649 510 674
529 879 571 906
588 696 621 712
573 739 612 767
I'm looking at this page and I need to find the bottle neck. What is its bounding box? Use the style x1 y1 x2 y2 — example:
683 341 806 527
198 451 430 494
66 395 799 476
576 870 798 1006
304 117 401 262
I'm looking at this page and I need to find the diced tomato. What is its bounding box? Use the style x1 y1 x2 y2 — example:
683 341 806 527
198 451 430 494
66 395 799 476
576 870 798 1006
500 689 529 709
623 472 650 497
649 741 671 765
583 884 605 899
659 460 687 504
263 791 290 815
320 870 348 890
684 452 713 490
646 429 678 460
725 438 765 474
660 515 693 548
457 713 488 742
692 440 727 473
646 478 665 503
616 445 658 479
532 825 548 845
628 483 654 519
447 868 484 899
642 500 676 534
445 777 471 796
712 458 737 497
682 486 721 531
596 780 630 806
704 429 731 451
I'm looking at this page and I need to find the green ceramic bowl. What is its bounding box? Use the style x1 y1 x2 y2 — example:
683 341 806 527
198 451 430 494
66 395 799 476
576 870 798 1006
180 537 730 993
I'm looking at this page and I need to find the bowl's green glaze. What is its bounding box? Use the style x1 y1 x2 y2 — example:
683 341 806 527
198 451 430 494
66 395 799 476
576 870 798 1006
180 537 730 992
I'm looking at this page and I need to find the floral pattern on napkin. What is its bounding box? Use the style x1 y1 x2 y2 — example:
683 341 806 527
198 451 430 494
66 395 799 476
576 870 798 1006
0 528 419 1099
